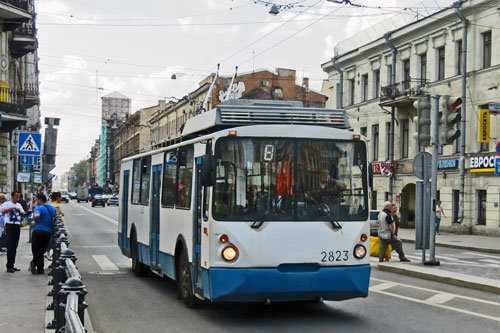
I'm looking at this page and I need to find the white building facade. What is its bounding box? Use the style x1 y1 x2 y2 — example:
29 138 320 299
322 0 500 236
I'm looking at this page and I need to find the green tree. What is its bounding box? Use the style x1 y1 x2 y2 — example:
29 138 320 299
72 160 88 188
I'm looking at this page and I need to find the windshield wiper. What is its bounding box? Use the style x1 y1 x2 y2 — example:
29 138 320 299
319 203 342 231
251 220 265 229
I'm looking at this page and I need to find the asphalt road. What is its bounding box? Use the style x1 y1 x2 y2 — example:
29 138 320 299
60 200 500 333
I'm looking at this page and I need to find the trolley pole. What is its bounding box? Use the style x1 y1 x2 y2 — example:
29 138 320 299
426 95 441 265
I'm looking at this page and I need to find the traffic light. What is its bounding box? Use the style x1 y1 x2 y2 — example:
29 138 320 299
413 96 431 147
440 95 462 145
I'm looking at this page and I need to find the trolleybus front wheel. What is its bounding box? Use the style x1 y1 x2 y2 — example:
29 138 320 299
177 250 202 308
131 232 149 277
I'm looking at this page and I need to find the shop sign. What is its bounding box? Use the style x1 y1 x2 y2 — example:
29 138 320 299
438 159 458 169
469 155 500 173
489 102 500 115
478 108 490 143
372 162 395 177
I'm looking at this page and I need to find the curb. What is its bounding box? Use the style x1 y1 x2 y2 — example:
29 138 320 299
400 238 500 254
377 262 500 295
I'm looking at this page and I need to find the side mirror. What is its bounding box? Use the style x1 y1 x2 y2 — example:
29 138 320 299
200 154 217 187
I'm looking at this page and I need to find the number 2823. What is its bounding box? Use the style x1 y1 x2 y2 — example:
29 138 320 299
321 250 348 262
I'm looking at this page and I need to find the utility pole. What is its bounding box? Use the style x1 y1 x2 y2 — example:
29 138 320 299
42 118 60 190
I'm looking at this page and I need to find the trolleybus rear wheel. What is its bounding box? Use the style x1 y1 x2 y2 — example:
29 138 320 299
131 232 149 277
178 250 201 308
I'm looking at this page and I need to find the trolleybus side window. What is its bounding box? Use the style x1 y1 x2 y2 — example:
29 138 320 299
162 150 177 207
140 156 151 206
131 159 141 205
176 146 194 209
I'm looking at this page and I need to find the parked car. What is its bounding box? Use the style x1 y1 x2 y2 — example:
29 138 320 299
370 210 380 236
60 190 70 203
77 188 89 203
69 192 77 200
102 194 112 203
92 195 106 207
107 196 119 206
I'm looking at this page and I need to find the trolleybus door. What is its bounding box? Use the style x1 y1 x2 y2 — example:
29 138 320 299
150 165 162 269
192 157 204 295
120 170 130 251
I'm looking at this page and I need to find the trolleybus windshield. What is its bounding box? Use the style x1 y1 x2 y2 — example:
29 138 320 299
213 138 367 221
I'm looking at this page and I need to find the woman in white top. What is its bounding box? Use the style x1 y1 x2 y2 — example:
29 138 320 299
435 200 445 235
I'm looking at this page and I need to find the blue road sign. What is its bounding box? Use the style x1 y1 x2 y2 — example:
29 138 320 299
19 164 33 173
18 132 41 156
19 155 34 165
495 158 500 176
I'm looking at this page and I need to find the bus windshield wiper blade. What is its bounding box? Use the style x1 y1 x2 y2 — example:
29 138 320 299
319 203 342 230
251 220 265 229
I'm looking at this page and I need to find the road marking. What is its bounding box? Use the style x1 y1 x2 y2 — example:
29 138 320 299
370 282 396 291
72 213 85 216
72 203 118 225
479 259 500 265
463 252 500 260
92 255 119 271
425 293 455 305
371 277 500 322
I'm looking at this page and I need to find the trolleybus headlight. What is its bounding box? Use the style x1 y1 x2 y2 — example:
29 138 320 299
353 244 367 259
222 246 239 261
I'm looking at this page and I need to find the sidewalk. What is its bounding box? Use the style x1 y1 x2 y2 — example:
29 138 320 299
377 228 500 295
0 227 48 332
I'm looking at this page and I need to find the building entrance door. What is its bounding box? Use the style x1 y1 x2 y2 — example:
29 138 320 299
400 183 416 228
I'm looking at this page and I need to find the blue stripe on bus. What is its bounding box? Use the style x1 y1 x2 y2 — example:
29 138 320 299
205 264 370 302
159 252 176 279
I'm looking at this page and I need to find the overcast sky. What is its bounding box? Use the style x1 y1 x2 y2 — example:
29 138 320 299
36 0 453 176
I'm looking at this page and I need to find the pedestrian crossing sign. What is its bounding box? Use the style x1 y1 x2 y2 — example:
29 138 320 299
17 132 41 156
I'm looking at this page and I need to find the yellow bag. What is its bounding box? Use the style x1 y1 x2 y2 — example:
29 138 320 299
370 236 392 260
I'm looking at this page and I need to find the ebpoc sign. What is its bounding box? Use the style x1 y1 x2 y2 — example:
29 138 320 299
469 155 500 173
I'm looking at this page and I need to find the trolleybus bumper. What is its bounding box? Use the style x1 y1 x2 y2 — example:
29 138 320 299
206 264 370 302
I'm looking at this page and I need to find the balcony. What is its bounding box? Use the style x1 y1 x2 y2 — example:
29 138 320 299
0 0 32 31
0 85 28 130
24 82 39 107
10 20 37 58
379 78 429 107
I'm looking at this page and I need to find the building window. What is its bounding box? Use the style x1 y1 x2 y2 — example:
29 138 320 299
453 122 460 154
401 119 409 158
387 65 393 84
402 59 410 89
384 192 390 202
437 47 445 80
372 124 379 161
419 54 427 82
349 79 355 105
361 74 368 102
371 191 377 210
477 190 486 225
373 70 380 98
336 83 341 108
360 126 367 138
452 190 459 223
385 122 391 160
482 31 492 69
456 40 462 75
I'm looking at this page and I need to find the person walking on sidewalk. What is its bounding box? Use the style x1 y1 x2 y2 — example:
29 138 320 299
2 191 25 273
378 201 411 263
435 201 445 235
30 194 56 274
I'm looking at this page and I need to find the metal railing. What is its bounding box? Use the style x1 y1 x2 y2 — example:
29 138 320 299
12 20 36 37
46 218 88 333
0 86 28 115
380 78 429 101
0 0 30 11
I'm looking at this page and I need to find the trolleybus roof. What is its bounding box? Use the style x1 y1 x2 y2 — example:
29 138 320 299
181 99 349 137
